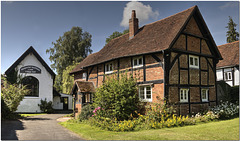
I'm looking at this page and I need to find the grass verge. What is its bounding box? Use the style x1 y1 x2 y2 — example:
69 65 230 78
59 118 239 140
20 113 47 117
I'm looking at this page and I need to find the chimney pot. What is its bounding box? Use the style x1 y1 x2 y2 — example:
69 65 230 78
129 10 139 39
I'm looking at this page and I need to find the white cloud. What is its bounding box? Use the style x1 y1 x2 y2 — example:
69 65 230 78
219 2 238 10
120 1 159 27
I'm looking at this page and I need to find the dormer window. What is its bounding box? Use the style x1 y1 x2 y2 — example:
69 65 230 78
133 56 143 68
105 62 113 74
189 55 199 69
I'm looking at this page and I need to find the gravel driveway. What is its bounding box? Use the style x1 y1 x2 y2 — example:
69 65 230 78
1 114 84 140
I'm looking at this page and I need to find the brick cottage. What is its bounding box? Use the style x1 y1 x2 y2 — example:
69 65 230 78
70 5 222 116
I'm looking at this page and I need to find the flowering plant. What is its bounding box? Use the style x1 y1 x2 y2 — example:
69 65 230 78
211 101 239 119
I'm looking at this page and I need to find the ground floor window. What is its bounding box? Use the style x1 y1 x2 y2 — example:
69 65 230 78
139 85 152 102
201 88 209 102
21 76 39 97
180 88 189 103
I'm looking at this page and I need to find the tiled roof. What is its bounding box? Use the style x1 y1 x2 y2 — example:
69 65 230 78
71 5 221 74
217 41 239 68
75 81 96 93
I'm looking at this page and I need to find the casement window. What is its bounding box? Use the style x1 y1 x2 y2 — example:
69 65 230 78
82 72 87 79
105 62 114 74
224 72 232 81
85 94 91 103
139 85 152 102
180 88 189 103
133 56 143 68
201 88 209 102
189 55 199 69
21 76 39 97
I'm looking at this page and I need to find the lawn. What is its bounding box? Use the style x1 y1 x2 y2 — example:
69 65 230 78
59 118 239 140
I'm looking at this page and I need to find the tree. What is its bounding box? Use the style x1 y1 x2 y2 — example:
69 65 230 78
62 61 80 94
1 75 29 113
226 16 239 43
105 29 129 44
46 26 92 92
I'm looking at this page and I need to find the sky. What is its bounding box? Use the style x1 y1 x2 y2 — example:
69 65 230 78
1 1 239 74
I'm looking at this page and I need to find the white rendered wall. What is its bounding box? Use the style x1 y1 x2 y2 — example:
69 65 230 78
216 69 223 81
15 53 53 113
53 96 63 109
234 67 239 86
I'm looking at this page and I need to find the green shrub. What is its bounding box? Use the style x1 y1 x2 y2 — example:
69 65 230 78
78 104 94 121
229 86 239 103
1 76 29 112
93 71 139 120
38 98 54 113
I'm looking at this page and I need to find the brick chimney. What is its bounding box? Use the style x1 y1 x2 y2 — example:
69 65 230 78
129 10 139 39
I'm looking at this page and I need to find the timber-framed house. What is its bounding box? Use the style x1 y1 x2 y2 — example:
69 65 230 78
70 6 222 116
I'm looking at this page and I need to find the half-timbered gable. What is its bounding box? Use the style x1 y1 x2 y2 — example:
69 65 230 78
70 6 222 116
216 41 239 86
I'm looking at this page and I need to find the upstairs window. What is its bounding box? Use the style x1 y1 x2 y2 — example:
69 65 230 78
224 72 232 81
189 55 199 69
139 85 152 102
133 56 143 68
105 62 113 74
180 88 189 103
201 88 209 102
82 72 87 79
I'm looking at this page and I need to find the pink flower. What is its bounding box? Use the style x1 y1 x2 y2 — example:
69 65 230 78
93 110 96 113
94 114 97 116
97 107 101 110
92 115 94 117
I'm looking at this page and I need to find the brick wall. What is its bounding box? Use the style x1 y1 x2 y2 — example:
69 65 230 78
167 16 217 115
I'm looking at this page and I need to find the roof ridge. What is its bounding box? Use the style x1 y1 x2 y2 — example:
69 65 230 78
218 40 239 47
145 5 197 26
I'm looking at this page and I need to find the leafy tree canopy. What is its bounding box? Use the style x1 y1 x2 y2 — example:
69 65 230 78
46 26 92 92
226 16 239 43
105 29 129 44
62 61 80 94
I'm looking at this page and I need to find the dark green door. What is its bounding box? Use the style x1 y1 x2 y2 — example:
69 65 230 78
63 97 68 110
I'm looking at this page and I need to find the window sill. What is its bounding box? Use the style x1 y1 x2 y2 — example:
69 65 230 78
189 66 199 69
140 99 152 102
105 71 114 74
202 100 209 102
133 65 143 69
180 101 188 103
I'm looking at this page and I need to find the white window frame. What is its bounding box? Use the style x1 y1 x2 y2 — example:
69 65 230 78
82 72 87 79
133 56 143 68
139 85 152 102
201 88 209 102
224 71 232 81
180 88 189 103
189 55 199 69
105 62 114 74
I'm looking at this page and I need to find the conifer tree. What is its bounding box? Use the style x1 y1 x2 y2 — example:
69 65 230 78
226 16 239 43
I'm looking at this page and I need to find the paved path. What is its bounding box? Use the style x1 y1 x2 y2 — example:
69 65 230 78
1 114 84 140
